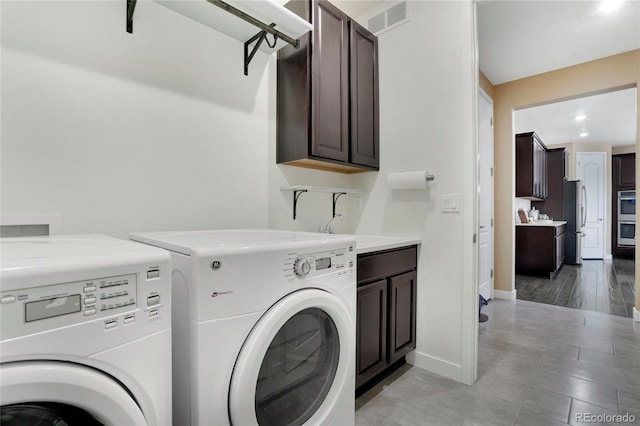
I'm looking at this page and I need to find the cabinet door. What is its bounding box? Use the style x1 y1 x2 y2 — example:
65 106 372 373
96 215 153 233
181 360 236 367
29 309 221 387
311 0 349 162
388 271 417 364
616 154 636 188
349 20 379 168
533 138 547 200
356 279 388 389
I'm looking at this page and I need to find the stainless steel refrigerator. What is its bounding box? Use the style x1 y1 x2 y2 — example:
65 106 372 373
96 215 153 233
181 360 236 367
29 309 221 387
563 180 585 264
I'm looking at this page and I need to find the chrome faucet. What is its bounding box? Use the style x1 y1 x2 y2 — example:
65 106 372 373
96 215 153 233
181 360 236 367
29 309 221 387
319 214 344 234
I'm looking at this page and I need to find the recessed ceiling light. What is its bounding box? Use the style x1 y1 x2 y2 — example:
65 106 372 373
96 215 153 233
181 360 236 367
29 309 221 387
599 0 624 13
580 132 589 138
574 114 587 121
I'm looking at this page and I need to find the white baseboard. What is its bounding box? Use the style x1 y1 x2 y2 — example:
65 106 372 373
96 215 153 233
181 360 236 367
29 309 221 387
493 289 517 300
406 350 470 385
604 254 612 260
634 307 640 323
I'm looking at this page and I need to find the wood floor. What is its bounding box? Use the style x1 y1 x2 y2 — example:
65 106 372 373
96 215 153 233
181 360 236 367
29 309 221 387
515 258 636 318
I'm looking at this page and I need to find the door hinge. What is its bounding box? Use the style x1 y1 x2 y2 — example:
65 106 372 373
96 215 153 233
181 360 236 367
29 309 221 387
491 167 494 177
491 269 494 278
491 218 494 227
490 118 493 126
473 234 477 244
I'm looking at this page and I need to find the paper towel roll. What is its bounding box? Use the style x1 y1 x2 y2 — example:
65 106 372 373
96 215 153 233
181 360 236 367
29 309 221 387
387 171 434 189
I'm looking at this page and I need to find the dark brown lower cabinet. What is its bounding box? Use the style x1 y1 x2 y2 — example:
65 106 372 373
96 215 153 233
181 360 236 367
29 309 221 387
356 246 417 392
515 224 566 277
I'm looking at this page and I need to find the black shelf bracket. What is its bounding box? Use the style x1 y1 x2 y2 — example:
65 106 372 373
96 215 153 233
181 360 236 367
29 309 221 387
292 189 308 220
126 0 137 33
244 24 277 76
332 192 347 217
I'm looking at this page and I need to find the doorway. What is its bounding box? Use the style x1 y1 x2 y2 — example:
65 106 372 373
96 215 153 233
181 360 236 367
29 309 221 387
512 88 637 318
577 152 606 259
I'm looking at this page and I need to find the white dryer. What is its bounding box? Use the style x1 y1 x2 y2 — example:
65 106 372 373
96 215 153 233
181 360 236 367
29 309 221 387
130 229 356 426
0 235 172 425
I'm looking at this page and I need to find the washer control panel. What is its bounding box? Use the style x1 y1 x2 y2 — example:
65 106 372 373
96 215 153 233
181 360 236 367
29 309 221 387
286 246 354 280
0 273 154 339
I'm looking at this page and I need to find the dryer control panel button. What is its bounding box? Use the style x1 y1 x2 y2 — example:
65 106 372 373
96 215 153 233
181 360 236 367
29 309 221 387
147 295 160 307
0 295 16 304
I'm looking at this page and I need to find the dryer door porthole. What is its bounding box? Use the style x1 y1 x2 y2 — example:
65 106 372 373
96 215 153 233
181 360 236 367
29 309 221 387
228 289 354 426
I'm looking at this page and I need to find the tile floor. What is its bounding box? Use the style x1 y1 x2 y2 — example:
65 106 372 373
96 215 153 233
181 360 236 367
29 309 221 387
355 299 640 425
515 259 636 318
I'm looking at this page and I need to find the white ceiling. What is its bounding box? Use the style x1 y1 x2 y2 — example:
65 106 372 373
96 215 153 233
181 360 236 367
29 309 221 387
479 0 639 147
514 87 637 146
477 0 640 86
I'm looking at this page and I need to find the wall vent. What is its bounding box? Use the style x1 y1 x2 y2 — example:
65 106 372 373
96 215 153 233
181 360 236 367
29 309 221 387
365 0 409 36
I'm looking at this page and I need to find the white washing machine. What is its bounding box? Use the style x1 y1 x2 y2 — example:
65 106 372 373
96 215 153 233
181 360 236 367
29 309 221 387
130 229 356 426
0 235 172 425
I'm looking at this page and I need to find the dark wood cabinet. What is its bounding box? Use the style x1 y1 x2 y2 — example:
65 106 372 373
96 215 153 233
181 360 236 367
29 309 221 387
356 279 388 388
516 132 548 200
356 246 417 392
612 153 636 258
277 0 379 174
614 154 635 189
532 148 567 221
516 224 566 277
388 270 417 364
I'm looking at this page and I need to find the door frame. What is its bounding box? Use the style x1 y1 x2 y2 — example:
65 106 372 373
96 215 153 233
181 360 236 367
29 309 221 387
478 87 494 301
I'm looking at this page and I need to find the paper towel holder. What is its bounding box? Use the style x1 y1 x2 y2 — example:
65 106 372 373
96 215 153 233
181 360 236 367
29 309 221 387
387 171 436 189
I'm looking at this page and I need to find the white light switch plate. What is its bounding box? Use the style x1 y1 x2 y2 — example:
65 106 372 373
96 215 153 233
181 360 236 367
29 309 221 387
442 193 460 212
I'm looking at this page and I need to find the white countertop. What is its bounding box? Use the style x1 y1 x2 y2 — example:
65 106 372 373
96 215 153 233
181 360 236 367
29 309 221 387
355 235 422 254
515 221 567 227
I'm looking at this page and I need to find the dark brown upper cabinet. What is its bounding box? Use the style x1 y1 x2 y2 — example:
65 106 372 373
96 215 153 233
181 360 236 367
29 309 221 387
516 132 548 200
614 153 636 189
277 0 379 174
532 148 567 221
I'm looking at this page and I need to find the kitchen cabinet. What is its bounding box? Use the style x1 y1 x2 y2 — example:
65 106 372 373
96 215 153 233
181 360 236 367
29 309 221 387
515 223 566 277
532 148 567 221
277 0 379 173
614 153 635 189
516 132 548 200
356 245 417 393
612 153 635 259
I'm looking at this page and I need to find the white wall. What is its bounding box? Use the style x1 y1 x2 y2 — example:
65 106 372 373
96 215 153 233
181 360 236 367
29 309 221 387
350 1 477 384
0 0 341 238
1 0 477 384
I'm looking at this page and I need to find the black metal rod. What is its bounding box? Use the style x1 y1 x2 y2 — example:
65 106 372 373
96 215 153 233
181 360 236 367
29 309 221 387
207 0 299 48
127 0 137 33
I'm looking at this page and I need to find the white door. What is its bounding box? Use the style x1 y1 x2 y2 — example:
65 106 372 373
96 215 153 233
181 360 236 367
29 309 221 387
478 89 494 300
0 361 146 425
577 152 606 259
229 289 354 426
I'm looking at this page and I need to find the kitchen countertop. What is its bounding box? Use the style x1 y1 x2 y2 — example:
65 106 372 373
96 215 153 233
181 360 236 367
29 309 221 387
355 235 422 254
515 221 567 227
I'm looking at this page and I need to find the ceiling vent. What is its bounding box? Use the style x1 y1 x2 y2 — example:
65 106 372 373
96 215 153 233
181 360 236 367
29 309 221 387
366 1 409 36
